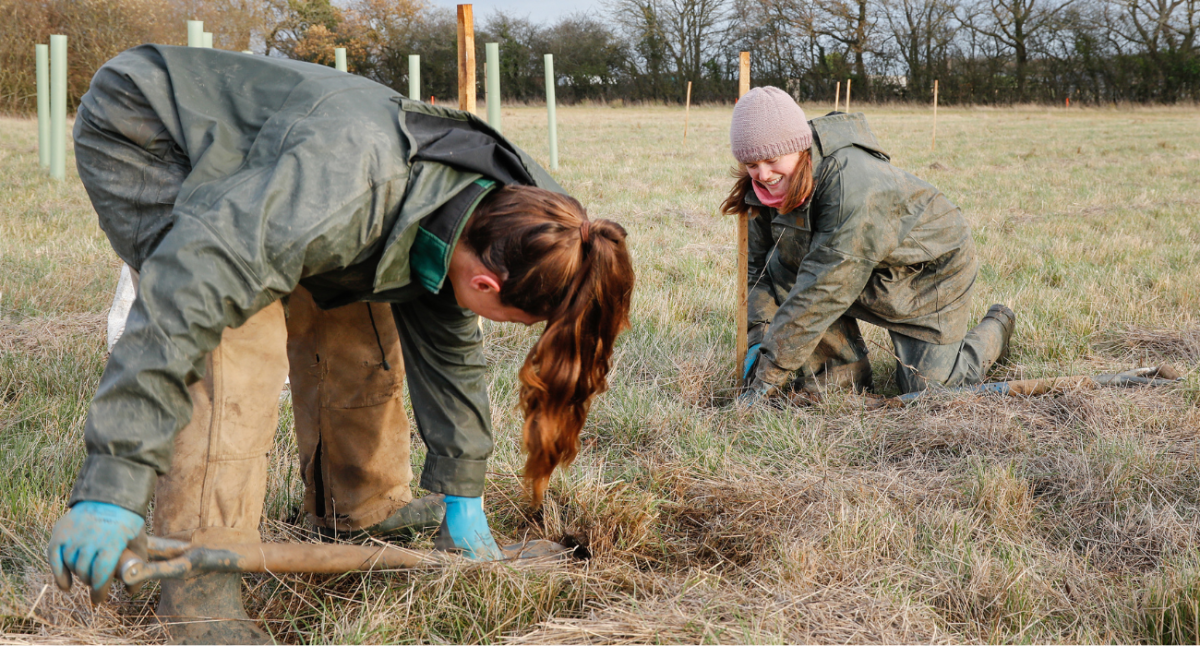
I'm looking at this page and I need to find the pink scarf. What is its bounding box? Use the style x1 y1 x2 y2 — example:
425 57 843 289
751 179 786 209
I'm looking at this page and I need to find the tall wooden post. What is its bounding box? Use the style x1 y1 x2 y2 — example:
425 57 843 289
545 54 558 170
486 42 501 131
335 47 347 72
845 78 852 111
36 44 49 170
457 5 476 115
49 35 67 181
736 52 750 371
187 21 203 48
931 79 939 151
408 55 420 101
834 81 840 112
683 81 692 140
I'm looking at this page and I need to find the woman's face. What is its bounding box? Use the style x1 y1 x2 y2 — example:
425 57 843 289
745 152 802 198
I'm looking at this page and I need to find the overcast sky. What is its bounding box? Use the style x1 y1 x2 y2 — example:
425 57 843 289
429 0 607 25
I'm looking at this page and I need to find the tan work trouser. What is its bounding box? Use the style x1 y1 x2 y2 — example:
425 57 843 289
153 286 412 545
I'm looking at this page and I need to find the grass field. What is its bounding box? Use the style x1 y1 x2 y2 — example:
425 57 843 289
1 102 1199 644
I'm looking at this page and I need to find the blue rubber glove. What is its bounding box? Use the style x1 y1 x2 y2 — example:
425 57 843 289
743 343 762 383
442 495 503 561
47 501 144 596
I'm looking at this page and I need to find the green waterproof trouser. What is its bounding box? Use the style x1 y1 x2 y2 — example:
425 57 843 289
786 316 873 393
889 314 1009 394
777 312 1008 396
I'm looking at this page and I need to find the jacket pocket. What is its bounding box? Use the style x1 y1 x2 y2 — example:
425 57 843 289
771 211 813 268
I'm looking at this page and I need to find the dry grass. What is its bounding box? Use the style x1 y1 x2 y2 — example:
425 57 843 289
1 102 1199 643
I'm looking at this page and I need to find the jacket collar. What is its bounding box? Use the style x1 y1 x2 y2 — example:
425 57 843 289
410 178 497 293
744 189 765 208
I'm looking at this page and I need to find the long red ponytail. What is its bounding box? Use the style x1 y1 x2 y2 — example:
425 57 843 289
464 186 635 505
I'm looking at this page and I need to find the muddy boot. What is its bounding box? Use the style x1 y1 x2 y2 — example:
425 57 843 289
318 494 446 542
156 573 271 645
980 304 1016 364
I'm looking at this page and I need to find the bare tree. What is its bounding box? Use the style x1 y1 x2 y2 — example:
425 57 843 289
884 0 958 98
959 0 1079 100
815 0 881 93
659 0 733 95
1107 0 1197 99
608 0 673 98
731 0 820 94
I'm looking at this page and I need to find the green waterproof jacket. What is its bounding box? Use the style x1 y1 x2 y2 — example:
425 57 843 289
69 46 563 516
747 113 977 389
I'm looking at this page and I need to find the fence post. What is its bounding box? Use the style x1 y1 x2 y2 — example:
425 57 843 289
50 35 67 181
457 5 476 115
683 80 692 141
37 44 50 170
202 32 213 48
187 21 203 48
335 47 347 72
486 42 501 132
408 55 420 101
545 54 558 170
931 79 939 151
736 51 750 372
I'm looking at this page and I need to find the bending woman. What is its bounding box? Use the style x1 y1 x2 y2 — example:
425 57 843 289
725 87 1014 401
47 45 633 642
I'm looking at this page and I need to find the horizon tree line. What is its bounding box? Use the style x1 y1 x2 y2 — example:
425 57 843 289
0 0 1196 114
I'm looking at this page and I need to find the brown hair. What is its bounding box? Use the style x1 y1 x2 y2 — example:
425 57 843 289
719 150 814 218
463 185 635 506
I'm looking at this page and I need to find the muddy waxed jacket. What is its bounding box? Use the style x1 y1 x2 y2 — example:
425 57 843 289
747 112 978 389
69 45 563 516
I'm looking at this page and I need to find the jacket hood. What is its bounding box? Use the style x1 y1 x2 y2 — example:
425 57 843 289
809 112 889 162
372 99 565 293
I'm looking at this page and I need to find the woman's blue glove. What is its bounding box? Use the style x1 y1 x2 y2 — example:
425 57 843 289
441 495 503 560
743 343 762 383
47 501 144 596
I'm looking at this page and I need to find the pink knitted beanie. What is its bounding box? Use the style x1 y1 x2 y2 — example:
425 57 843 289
730 86 812 163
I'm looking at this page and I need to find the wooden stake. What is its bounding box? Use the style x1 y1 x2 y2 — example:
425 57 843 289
736 52 750 371
457 5 476 115
683 81 692 140
834 81 840 112
931 79 938 151
845 78 851 111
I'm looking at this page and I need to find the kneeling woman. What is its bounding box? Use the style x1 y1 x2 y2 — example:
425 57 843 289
725 87 1014 400
47 45 634 642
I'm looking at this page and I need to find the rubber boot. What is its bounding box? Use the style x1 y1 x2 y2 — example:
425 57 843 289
365 494 445 538
980 304 1016 364
317 494 446 542
156 573 272 645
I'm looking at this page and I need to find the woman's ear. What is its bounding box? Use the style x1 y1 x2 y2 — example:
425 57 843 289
468 273 503 295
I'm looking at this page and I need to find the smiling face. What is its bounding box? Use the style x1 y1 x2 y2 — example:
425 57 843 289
745 152 803 198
